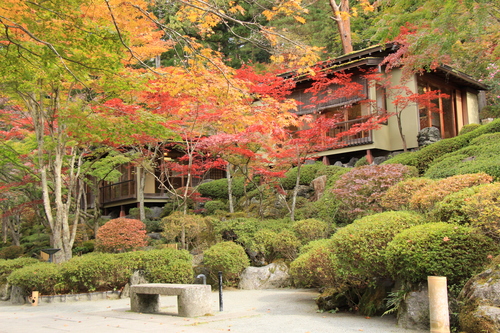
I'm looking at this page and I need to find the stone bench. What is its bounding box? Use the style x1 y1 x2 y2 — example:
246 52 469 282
130 283 212 317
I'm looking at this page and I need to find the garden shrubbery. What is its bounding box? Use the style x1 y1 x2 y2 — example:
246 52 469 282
161 212 215 250
198 177 256 199
380 178 435 211
95 218 147 253
0 257 39 284
330 211 425 282
409 173 492 212
332 164 418 221
292 218 330 244
203 241 249 286
8 262 63 295
384 119 500 174
424 133 500 180
290 239 339 288
6 248 193 294
385 222 499 287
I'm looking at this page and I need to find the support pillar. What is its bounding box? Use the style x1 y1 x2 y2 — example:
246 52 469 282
428 276 450 333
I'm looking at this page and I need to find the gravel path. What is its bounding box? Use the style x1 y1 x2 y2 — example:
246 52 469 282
0 288 427 333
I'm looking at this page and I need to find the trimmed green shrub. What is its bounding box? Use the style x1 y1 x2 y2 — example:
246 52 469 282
8 262 64 295
459 123 481 135
290 239 339 288
429 186 484 224
253 229 300 262
198 177 256 199
204 200 228 215
330 211 425 281
409 173 493 213
425 133 500 180
294 190 342 225
462 182 500 241
161 212 215 250
118 248 193 284
385 222 499 287
332 164 418 222
280 163 324 190
0 245 24 259
384 119 500 174
61 252 128 292
203 241 249 286
96 218 147 253
292 218 330 244
0 257 39 284
354 156 369 167
380 178 435 211
212 217 262 249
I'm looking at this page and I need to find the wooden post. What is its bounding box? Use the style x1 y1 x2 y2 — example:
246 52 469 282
29 291 39 306
428 276 450 333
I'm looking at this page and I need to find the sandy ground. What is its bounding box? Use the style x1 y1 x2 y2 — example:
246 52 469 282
0 288 427 333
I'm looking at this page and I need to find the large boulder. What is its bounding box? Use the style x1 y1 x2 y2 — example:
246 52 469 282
238 262 291 290
397 286 429 330
459 264 500 332
311 175 327 201
417 127 441 147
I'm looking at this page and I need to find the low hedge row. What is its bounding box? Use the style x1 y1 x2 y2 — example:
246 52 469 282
384 118 500 174
6 248 193 295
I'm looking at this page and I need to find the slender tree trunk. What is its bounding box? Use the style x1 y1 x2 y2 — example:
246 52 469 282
290 163 302 222
396 113 408 152
329 0 353 54
227 164 234 213
137 166 146 221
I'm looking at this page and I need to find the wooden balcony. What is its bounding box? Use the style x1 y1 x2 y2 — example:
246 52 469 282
100 180 136 204
328 118 373 147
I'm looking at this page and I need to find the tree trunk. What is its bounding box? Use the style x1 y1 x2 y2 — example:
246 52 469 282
329 0 353 54
290 163 302 222
396 113 408 152
137 166 146 221
227 164 234 213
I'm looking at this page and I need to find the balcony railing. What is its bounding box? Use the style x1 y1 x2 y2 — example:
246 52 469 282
328 118 373 147
100 180 136 204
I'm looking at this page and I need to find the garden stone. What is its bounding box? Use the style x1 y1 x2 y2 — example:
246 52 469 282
417 127 441 147
459 266 500 332
311 175 327 201
0 283 11 301
333 161 344 167
347 157 359 167
121 270 150 298
397 286 429 330
238 262 291 290
372 156 388 165
295 185 314 199
10 285 27 305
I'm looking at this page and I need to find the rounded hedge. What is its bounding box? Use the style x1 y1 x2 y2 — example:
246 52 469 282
8 262 63 295
292 218 330 244
118 248 193 284
330 211 425 281
204 200 228 215
429 186 484 224
462 182 500 241
385 222 499 287
203 241 249 286
0 257 39 284
96 218 147 253
380 177 435 211
290 239 339 288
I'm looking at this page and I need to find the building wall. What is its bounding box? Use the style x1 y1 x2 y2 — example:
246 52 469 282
466 90 481 125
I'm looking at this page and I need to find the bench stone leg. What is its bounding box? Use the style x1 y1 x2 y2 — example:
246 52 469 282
178 287 212 317
131 293 160 313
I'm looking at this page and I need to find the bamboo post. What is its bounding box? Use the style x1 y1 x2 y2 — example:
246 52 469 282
428 276 450 333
